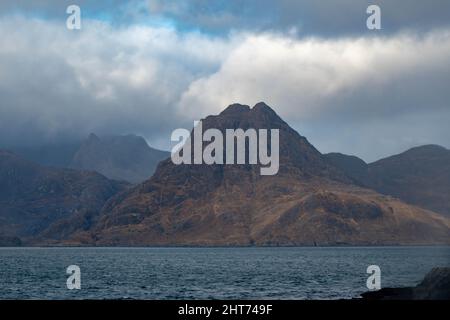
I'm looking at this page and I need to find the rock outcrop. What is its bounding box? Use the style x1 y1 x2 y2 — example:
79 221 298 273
362 267 450 300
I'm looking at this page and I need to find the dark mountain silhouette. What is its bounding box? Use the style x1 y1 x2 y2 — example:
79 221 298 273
70 134 169 184
362 267 450 300
325 152 369 183
9 142 81 168
5 134 169 184
57 103 449 246
0 150 128 244
325 145 450 216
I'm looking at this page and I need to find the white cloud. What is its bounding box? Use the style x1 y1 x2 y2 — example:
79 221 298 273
177 29 450 122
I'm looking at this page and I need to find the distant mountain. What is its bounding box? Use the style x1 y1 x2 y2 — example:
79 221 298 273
325 145 450 216
325 152 368 183
0 150 128 244
71 134 169 184
58 103 449 246
367 145 450 216
9 142 80 168
5 133 170 184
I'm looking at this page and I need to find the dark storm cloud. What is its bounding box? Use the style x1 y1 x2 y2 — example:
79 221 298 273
0 16 233 148
2 1 450 35
147 0 450 36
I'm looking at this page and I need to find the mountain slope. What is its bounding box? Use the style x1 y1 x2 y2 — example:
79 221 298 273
325 152 369 183
64 103 449 246
0 150 128 244
368 145 450 216
325 145 450 216
71 134 169 183
5 134 169 184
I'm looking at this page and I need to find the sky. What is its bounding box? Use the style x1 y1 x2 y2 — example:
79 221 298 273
0 0 449 162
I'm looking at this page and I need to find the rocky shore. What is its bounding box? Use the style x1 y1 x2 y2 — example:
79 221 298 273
361 267 450 300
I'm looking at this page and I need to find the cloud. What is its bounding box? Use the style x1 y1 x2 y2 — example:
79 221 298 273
177 29 450 161
3 1 450 36
0 10 449 161
147 0 450 36
179 30 450 117
0 15 237 149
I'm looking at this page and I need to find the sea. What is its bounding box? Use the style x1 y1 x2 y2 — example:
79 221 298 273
0 246 448 300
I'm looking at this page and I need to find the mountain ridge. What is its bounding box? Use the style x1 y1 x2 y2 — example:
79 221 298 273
71 133 169 183
4 133 169 184
2 103 449 246
325 144 450 216
0 150 128 244
54 103 450 246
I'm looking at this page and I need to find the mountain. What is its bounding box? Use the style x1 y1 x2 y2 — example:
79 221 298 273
60 103 449 246
9 142 80 168
5 134 169 184
324 145 450 216
0 150 128 244
70 134 169 184
325 152 369 183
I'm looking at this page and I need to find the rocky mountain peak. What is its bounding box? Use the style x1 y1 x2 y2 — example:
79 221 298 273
215 102 284 126
147 102 350 199
219 103 251 116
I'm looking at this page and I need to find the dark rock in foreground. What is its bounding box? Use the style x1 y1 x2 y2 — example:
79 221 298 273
361 267 450 300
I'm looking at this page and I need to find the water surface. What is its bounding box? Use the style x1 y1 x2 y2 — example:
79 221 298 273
0 246 448 299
